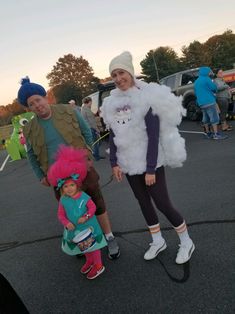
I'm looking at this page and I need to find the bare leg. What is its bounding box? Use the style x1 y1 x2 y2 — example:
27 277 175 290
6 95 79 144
203 124 210 133
212 124 218 133
97 211 112 234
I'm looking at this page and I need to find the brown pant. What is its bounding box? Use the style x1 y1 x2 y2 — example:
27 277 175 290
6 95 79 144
54 167 106 215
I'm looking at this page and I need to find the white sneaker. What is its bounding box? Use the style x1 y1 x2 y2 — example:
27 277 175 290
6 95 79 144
175 240 195 264
144 240 167 260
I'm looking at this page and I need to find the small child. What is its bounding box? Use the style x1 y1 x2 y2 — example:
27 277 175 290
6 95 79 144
47 145 107 280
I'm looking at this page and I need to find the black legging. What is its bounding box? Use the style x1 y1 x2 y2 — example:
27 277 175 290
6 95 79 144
126 166 184 227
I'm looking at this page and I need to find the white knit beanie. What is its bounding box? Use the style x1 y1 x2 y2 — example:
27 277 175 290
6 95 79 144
109 51 135 77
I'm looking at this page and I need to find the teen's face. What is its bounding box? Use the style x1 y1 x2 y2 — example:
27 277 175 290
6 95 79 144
217 70 223 78
111 69 135 91
87 101 92 108
62 181 78 197
27 95 52 119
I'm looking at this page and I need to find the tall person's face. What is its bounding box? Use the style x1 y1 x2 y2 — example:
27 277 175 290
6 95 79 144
111 69 135 91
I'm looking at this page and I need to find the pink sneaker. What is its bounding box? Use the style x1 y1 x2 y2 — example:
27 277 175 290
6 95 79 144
80 262 93 274
86 265 105 280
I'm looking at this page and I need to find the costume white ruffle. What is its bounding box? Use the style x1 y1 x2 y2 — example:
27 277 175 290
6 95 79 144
100 79 186 175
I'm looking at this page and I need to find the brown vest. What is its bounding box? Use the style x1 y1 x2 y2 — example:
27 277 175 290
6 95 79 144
23 104 91 173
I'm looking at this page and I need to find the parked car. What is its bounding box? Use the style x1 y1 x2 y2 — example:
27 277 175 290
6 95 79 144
85 82 115 135
160 67 235 121
160 68 201 121
222 69 235 119
88 81 115 115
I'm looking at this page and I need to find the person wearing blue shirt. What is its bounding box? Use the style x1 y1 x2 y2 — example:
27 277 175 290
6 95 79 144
194 67 228 140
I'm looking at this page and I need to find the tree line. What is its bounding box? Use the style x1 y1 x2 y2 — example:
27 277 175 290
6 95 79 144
0 29 234 126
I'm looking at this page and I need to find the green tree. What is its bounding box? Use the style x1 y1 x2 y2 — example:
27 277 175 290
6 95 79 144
46 54 100 97
0 100 25 126
0 109 13 126
181 41 210 69
140 47 182 82
7 99 25 116
204 30 235 70
52 82 83 105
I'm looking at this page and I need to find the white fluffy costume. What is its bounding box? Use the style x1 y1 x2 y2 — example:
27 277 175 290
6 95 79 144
100 78 186 175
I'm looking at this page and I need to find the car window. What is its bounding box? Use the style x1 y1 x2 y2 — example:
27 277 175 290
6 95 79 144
181 70 199 86
161 76 176 89
101 90 111 102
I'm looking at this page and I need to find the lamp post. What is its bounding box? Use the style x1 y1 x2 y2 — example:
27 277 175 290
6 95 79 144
152 50 160 82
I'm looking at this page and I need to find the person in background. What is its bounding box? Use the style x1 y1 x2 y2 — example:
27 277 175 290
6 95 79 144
68 99 81 112
214 69 232 131
81 96 105 161
1 139 6 149
194 67 228 140
17 77 120 260
101 51 195 264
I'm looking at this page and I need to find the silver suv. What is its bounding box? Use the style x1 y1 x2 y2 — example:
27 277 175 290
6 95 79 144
160 68 202 121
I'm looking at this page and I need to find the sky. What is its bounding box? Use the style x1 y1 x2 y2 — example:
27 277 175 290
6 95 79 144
0 0 235 106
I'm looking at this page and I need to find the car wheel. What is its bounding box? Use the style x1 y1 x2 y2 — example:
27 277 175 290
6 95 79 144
186 100 202 121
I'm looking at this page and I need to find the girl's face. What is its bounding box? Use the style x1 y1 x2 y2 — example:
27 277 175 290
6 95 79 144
62 181 78 197
111 69 135 91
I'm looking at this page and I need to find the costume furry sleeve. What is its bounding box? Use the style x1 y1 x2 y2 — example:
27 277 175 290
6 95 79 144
142 82 187 168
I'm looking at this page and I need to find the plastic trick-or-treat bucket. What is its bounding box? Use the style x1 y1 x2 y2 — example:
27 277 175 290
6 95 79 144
72 228 96 252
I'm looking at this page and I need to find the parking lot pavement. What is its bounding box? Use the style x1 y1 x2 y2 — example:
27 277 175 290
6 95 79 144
0 121 235 314
0 149 9 171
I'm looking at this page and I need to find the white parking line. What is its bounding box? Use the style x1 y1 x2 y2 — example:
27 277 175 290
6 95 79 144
180 130 205 134
0 154 10 172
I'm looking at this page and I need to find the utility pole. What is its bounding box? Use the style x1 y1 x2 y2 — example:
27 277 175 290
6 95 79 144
152 50 160 82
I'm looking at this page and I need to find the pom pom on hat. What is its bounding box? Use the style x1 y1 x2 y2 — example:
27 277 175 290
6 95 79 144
109 51 135 77
17 76 47 107
20 77 30 85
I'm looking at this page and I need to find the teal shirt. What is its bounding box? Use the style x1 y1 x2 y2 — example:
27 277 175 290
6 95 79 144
26 110 93 180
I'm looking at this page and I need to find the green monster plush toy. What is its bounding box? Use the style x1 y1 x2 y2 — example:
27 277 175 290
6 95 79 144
5 112 35 161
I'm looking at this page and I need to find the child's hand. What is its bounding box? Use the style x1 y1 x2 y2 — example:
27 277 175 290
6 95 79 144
78 216 87 224
66 222 75 230
78 214 90 224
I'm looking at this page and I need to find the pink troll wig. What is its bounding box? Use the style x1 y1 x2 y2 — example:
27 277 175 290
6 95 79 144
47 145 88 189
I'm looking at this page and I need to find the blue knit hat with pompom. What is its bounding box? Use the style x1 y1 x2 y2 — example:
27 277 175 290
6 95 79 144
17 77 47 107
